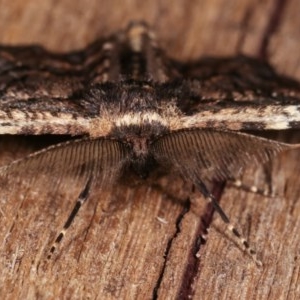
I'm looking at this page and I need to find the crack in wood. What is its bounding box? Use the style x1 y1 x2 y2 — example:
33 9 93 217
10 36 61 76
258 0 288 59
152 202 190 300
177 182 225 299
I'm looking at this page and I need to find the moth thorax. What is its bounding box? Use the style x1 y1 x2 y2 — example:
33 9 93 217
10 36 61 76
115 111 167 128
112 112 169 142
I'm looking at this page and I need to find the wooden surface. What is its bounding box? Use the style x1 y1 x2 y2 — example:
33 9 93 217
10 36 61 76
0 1 300 299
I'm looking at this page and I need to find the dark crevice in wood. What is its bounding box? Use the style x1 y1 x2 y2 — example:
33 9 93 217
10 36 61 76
176 206 214 300
258 0 288 60
152 201 190 300
177 182 226 299
235 6 254 54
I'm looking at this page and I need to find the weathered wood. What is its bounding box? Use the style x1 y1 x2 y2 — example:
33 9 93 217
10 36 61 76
0 0 299 299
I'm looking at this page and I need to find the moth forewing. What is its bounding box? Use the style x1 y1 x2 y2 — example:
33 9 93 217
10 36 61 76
180 104 300 131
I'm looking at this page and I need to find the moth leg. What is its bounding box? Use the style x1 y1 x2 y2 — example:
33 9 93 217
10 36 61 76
48 176 93 259
228 179 275 197
228 160 275 197
196 180 262 266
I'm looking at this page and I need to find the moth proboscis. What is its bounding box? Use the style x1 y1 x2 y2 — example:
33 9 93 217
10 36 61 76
1 21 300 267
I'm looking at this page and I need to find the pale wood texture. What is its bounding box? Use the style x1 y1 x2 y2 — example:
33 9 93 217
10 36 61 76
0 1 300 299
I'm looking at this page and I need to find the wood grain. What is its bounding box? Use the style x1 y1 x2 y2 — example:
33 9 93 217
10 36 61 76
0 0 299 299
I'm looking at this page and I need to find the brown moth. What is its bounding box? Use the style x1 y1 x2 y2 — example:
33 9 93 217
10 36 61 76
1 21 300 265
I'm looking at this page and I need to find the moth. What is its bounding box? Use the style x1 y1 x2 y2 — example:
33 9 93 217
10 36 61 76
1 21 300 265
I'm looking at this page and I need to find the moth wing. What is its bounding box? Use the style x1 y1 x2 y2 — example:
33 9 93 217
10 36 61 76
179 55 300 104
151 129 294 187
173 56 300 131
0 35 118 135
